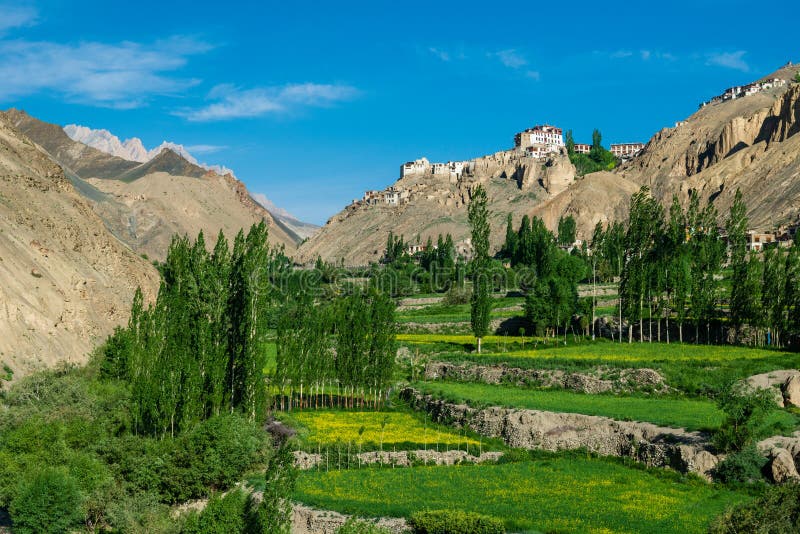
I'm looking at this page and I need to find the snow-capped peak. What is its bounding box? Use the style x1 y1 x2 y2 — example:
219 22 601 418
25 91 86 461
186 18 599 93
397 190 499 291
63 124 236 177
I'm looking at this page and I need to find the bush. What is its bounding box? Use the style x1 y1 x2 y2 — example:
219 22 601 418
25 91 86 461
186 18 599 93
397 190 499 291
712 445 768 484
442 286 471 306
714 383 776 452
409 509 505 534
9 468 84 534
183 489 250 534
709 482 800 533
335 518 393 534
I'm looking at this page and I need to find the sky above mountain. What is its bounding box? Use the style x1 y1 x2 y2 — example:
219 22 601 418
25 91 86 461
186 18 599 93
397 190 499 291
0 0 797 224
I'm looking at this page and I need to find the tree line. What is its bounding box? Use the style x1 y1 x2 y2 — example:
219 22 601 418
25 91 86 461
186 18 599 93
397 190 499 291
103 223 278 437
274 287 396 410
616 186 800 346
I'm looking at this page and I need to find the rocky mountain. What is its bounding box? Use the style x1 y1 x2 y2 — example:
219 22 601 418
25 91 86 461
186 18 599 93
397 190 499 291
618 62 800 230
299 63 800 266
63 124 150 162
297 147 639 265
64 123 235 175
4 109 299 261
252 193 320 241
0 112 159 380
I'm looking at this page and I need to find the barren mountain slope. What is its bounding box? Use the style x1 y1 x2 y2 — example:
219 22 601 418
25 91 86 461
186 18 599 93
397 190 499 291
84 170 297 261
619 65 800 228
297 149 636 265
0 115 159 380
4 109 298 260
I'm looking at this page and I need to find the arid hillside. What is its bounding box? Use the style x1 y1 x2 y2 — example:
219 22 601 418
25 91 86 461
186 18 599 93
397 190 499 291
619 63 800 229
0 113 159 380
4 109 299 261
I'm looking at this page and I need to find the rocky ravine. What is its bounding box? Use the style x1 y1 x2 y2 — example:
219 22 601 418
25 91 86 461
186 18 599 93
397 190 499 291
0 113 159 380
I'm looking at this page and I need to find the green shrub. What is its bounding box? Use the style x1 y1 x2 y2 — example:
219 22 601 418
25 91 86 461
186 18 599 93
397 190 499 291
409 509 505 534
709 482 800 533
443 286 471 305
712 445 768 484
714 383 776 452
105 491 177 534
9 468 84 534
183 489 250 534
335 518 393 534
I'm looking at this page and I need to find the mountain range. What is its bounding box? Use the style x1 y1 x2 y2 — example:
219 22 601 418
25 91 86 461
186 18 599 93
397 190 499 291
62 122 320 242
63 123 236 176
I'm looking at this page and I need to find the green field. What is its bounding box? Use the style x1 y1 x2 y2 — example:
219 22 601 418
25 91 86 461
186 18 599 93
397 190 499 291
415 381 724 431
292 458 751 533
278 410 483 449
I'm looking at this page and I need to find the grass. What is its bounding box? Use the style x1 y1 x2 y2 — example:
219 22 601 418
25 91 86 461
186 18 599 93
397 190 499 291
278 410 482 449
291 458 751 533
415 381 724 431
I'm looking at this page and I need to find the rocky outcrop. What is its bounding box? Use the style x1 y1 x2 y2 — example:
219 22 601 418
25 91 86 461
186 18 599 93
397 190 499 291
401 388 719 479
618 65 800 232
541 148 576 195
424 361 670 394
292 505 409 534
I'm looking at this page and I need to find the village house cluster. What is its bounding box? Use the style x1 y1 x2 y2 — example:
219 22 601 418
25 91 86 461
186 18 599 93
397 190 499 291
699 78 787 108
610 143 646 159
400 157 471 179
514 124 645 160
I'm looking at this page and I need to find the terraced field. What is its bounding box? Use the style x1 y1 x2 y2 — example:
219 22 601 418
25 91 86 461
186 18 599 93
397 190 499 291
283 288 799 532
293 457 750 533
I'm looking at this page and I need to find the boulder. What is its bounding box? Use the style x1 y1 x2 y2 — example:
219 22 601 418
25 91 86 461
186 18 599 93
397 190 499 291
744 370 800 407
782 374 800 408
768 448 800 483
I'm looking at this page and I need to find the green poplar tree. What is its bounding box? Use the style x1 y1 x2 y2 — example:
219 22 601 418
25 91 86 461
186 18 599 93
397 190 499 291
727 189 749 337
468 185 491 353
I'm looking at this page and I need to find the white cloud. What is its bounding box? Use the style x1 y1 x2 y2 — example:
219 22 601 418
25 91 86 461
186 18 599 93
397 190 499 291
184 144 227 154
177 83 360 122
0 4 37 35
428 47 451 62
610 50 634 59
0 36 212 108
640 50 651 61
492 49 528 69
706 50 749 72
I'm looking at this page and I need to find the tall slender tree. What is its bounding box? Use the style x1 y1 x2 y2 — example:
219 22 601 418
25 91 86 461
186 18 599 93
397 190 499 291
727 188 749 338
468 185 491 353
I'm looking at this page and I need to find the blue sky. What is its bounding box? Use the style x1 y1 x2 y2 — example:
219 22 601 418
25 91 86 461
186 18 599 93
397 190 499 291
0 0 797 224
